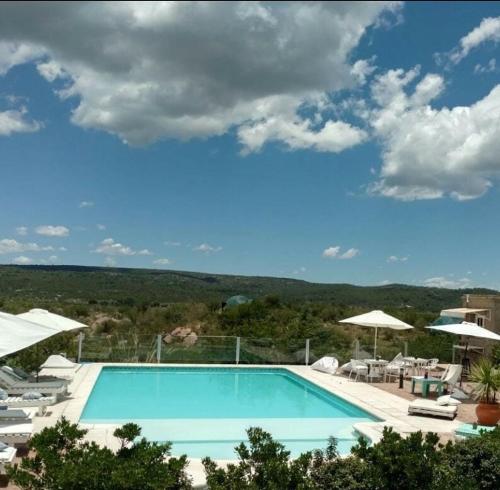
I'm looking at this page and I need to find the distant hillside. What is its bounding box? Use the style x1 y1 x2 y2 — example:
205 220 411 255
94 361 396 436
0 264 496 312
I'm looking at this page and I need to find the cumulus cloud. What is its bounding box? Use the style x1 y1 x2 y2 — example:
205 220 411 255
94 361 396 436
387 255 408 262
93 238 152 256
446 17 500 65
194 243 222 254
79 201 94 208
0 2 399 150
367 66 500 200
474 58 497 74
0 238 53 254
153 258 171 266
0 106 41 136
322 246 359 259
423 276 471 289
35 225 69 237
11 255 33 265
16 226 28 236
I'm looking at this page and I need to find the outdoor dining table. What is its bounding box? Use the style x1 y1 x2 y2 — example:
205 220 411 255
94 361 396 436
363 359 388 382
411 376 444 398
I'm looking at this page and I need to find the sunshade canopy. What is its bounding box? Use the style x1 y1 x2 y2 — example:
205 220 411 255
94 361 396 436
17 309 88 332
0 310 60 358
339 310 414 330
427 322 500 341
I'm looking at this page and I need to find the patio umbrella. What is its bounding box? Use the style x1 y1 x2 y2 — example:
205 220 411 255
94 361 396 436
339 310 414 359
426 321 500 360
0 310 60 358
17 308 88 332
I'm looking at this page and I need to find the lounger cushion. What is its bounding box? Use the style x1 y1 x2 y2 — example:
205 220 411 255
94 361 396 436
437 395 461 406
311 357 339 375
22 392 43 400
0 390 7 401
408 399 457 418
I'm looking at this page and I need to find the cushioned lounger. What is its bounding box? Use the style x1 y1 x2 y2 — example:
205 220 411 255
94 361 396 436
408 399 457 419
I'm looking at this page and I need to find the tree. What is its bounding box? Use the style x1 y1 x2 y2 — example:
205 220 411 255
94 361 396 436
8 418 192 490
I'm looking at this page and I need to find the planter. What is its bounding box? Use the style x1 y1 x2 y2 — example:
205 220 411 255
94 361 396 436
475 402 500 426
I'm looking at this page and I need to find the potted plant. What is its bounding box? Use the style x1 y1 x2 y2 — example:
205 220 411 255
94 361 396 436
470 358 500 426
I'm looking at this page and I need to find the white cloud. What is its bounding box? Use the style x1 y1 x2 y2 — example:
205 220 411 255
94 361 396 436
0 2 399 149
474 58 497 74
58 246 67 252
194 243 222 254
93 238 152 256
153 258 171 266
97 224 106 231
379 279 391 285
164 241 181 246
447 17 500 65
0 41 42 75
35 225 69 237
0 238 53 254
0 106 41 136
79 201 94 208
11 255 33 265
16 226 28 236
322 246 359 259
423 276 471 289
367 67 500 200
104 257 116 267
292 266 307 275
387 255 408 263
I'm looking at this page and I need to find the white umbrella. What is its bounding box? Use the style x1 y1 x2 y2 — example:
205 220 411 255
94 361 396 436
0 310 60 358
339 310 414 358
17 309 88 332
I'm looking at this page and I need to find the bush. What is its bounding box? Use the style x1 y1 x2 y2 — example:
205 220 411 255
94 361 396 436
9 418 192 490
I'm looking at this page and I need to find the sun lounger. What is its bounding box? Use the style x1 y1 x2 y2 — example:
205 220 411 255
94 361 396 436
311 356 339 374
0 445 16 474
0 368 68 398
39 355 80 380
408 398 458 419
0 422 33 445
0 395 56 415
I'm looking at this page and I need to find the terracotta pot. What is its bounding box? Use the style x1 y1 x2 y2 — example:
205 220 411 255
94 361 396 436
475 402 500 426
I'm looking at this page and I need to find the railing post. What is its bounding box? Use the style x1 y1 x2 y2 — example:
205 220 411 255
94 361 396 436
156 335 162 363
404 341 408 357
354 339 360 359
305 339 310 366
235 337 240 365
77 332 84 363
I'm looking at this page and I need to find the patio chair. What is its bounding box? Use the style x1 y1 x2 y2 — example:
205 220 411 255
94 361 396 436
311 356 339 375
384 352 404 382
5 365 70 384
440 364 462 393
0 394 56 416
424 358 439 376
348 359 368 381
0 368 68 398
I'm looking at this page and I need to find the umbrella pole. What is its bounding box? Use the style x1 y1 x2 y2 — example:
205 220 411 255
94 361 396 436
374 327 378 359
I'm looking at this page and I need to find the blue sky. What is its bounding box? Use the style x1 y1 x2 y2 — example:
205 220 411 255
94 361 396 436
1 2 500 289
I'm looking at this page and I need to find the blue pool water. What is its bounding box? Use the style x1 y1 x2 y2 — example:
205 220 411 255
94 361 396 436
80 367 378 459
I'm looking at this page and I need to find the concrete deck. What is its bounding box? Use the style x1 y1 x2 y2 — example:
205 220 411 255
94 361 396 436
33 363 462 487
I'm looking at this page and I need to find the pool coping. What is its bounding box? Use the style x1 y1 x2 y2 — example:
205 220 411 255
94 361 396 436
34 363 462 488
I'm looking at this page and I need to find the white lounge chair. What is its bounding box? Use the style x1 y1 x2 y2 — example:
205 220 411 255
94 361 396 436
311 356 339 375
39 355 80 380
384 352 404 382
408 398 458 419
0 368 68 398
0 445 16 474
424 358 439 376
0 422 33 445
0 395 56 416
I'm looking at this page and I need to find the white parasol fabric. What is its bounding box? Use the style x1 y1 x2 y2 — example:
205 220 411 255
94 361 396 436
426 322 500 341
0 311 60 358
17 309 88 332
340 310 414 358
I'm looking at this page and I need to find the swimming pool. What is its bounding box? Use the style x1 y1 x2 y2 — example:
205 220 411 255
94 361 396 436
80 366 378 459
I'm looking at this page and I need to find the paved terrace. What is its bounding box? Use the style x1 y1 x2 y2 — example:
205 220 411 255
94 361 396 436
34 363 462 488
